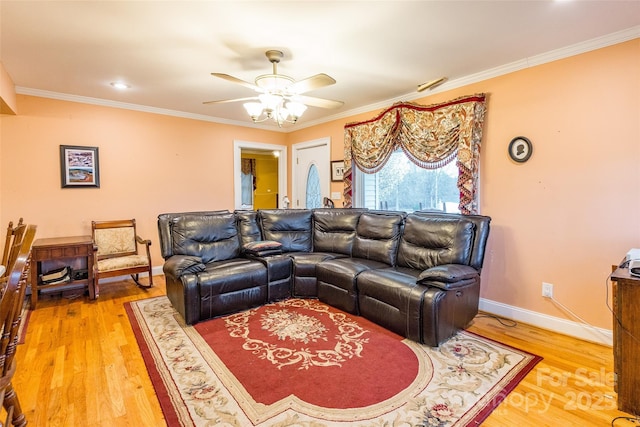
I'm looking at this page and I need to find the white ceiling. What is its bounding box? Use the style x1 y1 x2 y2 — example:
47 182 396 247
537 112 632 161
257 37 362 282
1 1 639 131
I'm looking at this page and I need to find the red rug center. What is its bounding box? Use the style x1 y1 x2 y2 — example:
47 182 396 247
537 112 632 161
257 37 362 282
194 299 419 409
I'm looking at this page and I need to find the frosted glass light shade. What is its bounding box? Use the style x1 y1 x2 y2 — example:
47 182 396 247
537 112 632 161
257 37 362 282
243 102 264 120
286 101 307 119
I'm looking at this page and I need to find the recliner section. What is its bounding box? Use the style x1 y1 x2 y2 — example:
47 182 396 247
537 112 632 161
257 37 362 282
157 208 491 347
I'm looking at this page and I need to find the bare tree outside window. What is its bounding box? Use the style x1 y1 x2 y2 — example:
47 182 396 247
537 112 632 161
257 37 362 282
360 150 459 213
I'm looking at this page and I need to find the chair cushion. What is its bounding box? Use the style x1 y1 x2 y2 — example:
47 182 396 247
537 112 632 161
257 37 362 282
94 227 136 256
97 254 149 273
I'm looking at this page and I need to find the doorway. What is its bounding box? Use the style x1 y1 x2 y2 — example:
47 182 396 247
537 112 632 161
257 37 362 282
292 138 330 209
233 140 287 210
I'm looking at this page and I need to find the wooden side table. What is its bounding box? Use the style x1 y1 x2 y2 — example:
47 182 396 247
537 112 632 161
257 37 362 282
611 264 640 416
30 235 96 309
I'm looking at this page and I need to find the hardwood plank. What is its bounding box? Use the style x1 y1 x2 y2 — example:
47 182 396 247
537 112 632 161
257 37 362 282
9 277 639 426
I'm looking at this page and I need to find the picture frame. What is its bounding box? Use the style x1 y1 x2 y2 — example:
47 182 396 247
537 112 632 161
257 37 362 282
331 160 345 182
508 136 533 163
60 145 100 188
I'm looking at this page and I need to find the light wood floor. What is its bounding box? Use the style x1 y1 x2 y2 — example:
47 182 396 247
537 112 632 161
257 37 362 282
11 276 639 426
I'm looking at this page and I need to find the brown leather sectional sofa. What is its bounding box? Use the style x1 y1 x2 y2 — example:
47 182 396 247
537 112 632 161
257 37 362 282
157 208 490 347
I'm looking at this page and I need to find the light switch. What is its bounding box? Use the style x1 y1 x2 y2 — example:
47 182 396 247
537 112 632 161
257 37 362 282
331 192 341 199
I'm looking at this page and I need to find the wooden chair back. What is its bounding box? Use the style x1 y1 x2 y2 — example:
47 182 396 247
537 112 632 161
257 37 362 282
92 219 140 260
1 219 26 279
0 224 36 427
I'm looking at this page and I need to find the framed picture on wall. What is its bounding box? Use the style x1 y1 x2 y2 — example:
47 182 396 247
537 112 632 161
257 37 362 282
331 160 345 182
60 145 100 188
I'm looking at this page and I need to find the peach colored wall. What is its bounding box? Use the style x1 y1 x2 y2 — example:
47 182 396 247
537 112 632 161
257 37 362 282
287 39 640 329
0 96 285 266
1 40 638 330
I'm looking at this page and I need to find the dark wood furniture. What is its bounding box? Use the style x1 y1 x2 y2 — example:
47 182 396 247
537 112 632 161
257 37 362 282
1 218 26 283
611 264 640 416
0 224 36 427
30 235 95 309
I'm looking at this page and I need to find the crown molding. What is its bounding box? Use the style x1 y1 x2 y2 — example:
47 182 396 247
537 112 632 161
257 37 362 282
295 25 640 131
16 26 639 133
14 86 287 132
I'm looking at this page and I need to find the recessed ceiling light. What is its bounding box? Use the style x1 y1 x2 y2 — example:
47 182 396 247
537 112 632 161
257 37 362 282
110 82 130 90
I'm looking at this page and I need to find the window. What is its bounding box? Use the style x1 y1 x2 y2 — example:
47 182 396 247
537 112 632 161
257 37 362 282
240 172 254 208
305 164 322 208
355 149 460 213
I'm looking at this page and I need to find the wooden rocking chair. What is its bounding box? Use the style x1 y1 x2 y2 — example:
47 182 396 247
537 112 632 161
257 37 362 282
91 219 153 297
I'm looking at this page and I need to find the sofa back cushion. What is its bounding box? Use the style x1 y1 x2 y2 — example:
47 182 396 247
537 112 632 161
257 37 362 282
397 214 475 270
352 212 405 265
413 211 491 270
313 209 365 255
157 210 229 259
259 209 312 252
235 210 262 246
170 212 240 263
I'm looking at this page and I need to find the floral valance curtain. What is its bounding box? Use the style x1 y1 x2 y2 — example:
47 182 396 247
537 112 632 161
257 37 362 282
343 94 486 214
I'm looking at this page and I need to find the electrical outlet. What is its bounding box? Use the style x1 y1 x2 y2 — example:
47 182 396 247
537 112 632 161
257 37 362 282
542 282 554 298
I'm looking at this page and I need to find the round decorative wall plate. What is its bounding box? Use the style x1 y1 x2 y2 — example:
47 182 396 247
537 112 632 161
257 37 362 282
508 136 533 163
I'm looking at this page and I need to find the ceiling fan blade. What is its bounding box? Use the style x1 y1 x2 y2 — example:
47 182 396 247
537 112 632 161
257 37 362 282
203 96 257 105
289 73 336 94
295 95 344 109
211 73 259 91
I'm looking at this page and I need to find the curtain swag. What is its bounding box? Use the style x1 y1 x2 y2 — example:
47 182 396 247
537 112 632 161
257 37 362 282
342 94 487 214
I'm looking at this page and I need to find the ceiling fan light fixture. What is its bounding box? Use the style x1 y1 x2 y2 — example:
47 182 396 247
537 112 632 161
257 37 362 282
286 101 307 120
243 102 264 121
259 93 282 112
207 49 341 127
256 74 293 91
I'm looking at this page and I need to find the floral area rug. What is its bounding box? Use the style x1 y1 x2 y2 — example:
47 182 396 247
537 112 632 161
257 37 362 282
126 296 541 426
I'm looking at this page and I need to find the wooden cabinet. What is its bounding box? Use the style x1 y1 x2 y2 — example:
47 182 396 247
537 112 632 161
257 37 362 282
611 265 640 416
30 235 96 309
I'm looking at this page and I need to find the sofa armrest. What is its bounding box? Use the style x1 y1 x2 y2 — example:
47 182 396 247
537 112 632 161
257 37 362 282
163 255 206 277
417 264 479 290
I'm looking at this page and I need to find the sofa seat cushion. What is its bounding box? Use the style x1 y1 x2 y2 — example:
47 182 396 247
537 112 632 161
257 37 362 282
197 258 268 321
316 257 389 313
198 258 267 294
357 267 425 341
289 252 346 276
285 252 345 298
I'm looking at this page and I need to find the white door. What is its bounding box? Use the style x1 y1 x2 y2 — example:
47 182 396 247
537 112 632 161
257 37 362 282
292 138 330 209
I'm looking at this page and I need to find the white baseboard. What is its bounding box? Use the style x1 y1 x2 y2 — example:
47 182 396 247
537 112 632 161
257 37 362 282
478 298 613 347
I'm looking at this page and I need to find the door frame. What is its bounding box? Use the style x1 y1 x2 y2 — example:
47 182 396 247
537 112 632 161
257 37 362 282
292 137 330 209
233 140 288 210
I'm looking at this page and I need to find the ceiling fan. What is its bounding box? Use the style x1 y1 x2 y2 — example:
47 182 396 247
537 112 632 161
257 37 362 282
204 50 344 126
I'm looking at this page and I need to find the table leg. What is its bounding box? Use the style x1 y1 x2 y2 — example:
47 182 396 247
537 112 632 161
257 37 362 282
30 261 39 309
